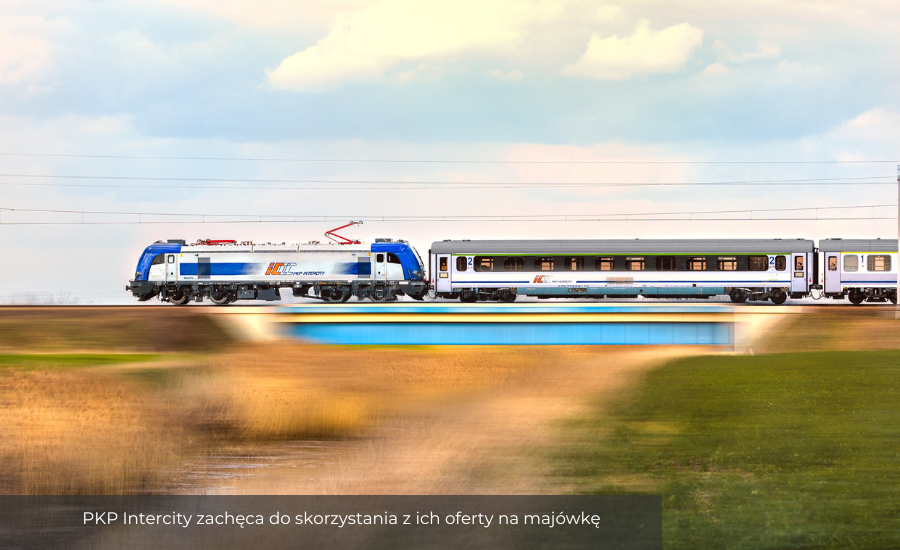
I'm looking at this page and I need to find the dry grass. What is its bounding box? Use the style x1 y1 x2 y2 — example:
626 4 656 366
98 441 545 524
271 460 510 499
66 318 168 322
0 344 555 494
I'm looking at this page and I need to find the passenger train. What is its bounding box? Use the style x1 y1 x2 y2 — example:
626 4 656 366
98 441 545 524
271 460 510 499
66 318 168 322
127 235 897 306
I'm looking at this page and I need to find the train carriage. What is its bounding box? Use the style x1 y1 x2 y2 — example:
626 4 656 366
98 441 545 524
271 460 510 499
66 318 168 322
429 239 816 304
818 238 898 304
127 238 427 304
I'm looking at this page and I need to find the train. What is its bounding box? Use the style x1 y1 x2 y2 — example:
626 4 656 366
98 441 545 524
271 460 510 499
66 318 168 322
127 235 898 306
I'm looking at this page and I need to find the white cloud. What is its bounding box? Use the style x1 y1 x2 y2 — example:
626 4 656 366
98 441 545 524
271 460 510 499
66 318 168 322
0 16 59 96
560 19 704 80
266 0 563 91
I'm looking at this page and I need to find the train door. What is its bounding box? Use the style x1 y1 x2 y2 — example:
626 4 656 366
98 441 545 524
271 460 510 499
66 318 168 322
824 252 840 294
791 253 808 293
435 254 451 293
374 253 386 281
166 254 176 282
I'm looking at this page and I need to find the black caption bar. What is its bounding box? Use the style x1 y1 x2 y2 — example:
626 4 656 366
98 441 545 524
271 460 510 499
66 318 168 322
0 495 660 549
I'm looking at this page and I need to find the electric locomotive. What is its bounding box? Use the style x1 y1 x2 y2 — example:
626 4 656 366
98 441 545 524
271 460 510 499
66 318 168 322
126 237 427 304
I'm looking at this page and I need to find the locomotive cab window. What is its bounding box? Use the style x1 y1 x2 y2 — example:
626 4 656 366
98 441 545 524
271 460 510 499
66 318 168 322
455 257 467 272
625 257 645 271
843 255 858 272
828 256 837 271
867 255 891 272
717 257 737 271
387 253 401 264
655 256 676 271
748 256 768 271
504 257 524 271
564 257 584 271
775 255 786 271
534 257 555 271
595 257 614 271
686 257 706 271
474 256 495 272
151 254 165 265
167 255 175 264
378 253 386 263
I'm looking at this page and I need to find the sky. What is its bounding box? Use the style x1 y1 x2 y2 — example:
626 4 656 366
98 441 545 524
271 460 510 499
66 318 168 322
0 0 898 303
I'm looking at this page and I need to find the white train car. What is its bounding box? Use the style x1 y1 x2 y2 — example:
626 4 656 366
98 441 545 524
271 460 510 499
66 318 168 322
429 239 815 304
818 238 898 304
128 238 427 304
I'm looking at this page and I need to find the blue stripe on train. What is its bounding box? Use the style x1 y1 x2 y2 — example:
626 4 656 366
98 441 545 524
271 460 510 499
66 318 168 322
180 263 262 276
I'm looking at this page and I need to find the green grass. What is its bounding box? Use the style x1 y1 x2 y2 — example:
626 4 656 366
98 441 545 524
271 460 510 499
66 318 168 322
0 353 161 371
557 351 900 549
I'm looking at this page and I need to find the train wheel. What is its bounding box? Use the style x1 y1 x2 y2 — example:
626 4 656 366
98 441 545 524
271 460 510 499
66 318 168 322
769 289 787 305
322 287 348 303
729 289 748 304
460 290 477 303
890 292 897 305
848 290 865 305
169 290 190 306
209 287 231 306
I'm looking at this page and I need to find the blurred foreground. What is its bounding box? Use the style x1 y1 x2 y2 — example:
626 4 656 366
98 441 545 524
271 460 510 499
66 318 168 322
0 307 898 503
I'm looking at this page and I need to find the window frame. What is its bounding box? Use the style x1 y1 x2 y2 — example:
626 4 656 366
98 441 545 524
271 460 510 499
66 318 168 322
775 255 786 271
716 257 737 271
625 257 645 271
748 255 768 272
533 257 555 271
867 255 891 272
843 255 858 272
564 257 584 271
686 257 707 271
655 256 676 271
474 256 496 272
504 257 525 271
455 256 467 272
595 257 615 271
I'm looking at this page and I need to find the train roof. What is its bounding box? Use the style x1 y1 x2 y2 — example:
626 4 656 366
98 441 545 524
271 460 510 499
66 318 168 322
430 239 815 254
818 238 898 252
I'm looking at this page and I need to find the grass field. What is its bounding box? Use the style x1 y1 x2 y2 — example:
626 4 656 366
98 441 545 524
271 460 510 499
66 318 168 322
556 350 900 549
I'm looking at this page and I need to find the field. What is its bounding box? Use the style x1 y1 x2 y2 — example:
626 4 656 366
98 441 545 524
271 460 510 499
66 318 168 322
1 306 899 548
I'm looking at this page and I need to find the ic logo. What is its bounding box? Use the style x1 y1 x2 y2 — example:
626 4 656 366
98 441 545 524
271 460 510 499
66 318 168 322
533 275 549 283
266 262 284 275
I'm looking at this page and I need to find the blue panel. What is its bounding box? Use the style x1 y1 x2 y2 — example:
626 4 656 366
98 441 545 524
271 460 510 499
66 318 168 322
277 303 734 314
180 263 261 276
371 242 423 279
288 323 732 346
134 243 181 281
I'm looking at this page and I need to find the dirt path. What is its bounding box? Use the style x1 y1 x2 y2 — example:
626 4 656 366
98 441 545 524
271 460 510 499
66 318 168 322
199 346 709 495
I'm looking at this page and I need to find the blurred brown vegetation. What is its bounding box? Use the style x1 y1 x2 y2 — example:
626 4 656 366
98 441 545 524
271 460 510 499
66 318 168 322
0 307 230 352
0 310 556 494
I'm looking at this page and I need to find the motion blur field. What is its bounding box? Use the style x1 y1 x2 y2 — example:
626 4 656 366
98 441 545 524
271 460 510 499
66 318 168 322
1 306 899 548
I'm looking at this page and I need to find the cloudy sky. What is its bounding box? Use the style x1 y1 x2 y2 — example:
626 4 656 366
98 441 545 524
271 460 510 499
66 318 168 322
1 0 898 303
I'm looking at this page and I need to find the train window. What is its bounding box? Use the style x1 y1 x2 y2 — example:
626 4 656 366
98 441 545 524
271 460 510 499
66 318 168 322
456 257 467 272
167 255 175 264
748 256 768 271
378 254 386 263
867 255 891 272
534 257 555 271
387 253 401 264
686 257 706 271
794 256 804 271
828 256 837 271
717 257 737 271
655 256 676 271
564 257 584 271
151 254 165 265
504 257 524 271
843 255 858 272
625 257 645 271
775 256 786 271
474 256 496 272
595 257 614 271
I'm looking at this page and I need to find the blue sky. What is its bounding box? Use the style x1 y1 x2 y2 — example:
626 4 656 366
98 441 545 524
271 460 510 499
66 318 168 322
1 0 898 303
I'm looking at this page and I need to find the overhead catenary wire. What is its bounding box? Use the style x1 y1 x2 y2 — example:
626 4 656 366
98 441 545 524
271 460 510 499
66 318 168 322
0 204 895 225
0 174 895 190
1 153 897 164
